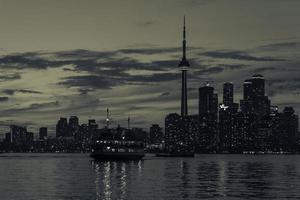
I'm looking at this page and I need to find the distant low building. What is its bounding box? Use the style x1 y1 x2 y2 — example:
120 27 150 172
149 124 163 144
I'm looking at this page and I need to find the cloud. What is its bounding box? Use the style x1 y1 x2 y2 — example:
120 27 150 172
0 73 21 82
119 47 179 54
253 67 277 73
257 42 300 52
0 53 67 69
2 89 42 95
0 48 193 74
195 66 224 75
200 50 286 61
59 72 180 90
160 92 170 96
53 49 116 59
1 101 60 115
29 101 60 110
78 88 96 95
266 78 300 97
221 64 250 70
0 120 36 127
0 46 298 132
59 75 121 89
136 20 156 27
127 73 179 83
0 97 9 102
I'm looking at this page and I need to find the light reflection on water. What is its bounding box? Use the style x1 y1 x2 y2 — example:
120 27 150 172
0 154 300 200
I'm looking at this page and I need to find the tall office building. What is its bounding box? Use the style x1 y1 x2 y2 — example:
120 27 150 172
56 117 68 138
198 85 215 116
223 82 234 106
179 16 190 117
198 84 218 152
241 74 270 116
251 74 265 97
243 79 253 101
9 125 27 144
68 116 79 137
39 127 47 140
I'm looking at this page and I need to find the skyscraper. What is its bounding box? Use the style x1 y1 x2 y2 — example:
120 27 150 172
241 74 270 116
68 116 79 137
251 74 265 97
243 79 253 101
223 82 234 106
198 85 214 116
179 16 190 117
56 117 68 138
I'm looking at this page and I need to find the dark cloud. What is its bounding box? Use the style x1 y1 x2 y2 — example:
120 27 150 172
2 89 42 95
160 92 170 96
53 49 116 59
1 101 60 115
200 50 286 61
267 78 300 94
257 42 300 52
136 20 156 27
118 47 181 55
195 66 224 75
59 72 180 89
0 48 193 73
0 53 67 69
62 67 79 72
29 101 59 110
0 120 36 127
0 73 21 82
59 75 121 89
254 67 277 73
126 105 154 111
127 73 179 83
78 88 96 95
221 64 250 70
0 97 9 102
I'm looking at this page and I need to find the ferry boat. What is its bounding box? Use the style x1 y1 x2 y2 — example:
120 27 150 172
90 140 145 160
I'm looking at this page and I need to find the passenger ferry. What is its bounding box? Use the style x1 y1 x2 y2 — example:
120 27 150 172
90 140 145 160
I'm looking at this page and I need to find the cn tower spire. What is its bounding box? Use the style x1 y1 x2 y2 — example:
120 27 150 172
179 16 190 67
183 15 186 59
179 16 189 117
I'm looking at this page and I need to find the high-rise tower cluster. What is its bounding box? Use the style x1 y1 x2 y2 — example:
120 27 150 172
164 18 299 154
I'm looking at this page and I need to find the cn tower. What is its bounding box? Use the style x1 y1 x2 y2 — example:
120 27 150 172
179 16 190 117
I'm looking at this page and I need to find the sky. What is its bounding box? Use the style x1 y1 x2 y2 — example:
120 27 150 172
0 0 299 136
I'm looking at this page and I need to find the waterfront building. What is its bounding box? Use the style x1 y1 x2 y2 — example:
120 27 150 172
39 127 47 140
149 124 163 144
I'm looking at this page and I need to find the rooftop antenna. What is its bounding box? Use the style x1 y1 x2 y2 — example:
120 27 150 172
106 108 110 128
127 115 131 130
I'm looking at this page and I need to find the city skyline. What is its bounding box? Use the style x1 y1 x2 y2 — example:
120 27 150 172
0 0 299 136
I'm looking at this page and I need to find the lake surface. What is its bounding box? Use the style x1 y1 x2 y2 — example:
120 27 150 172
0 153 300 200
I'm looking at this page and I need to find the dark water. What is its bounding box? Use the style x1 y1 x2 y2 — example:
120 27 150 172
0 154 300 200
